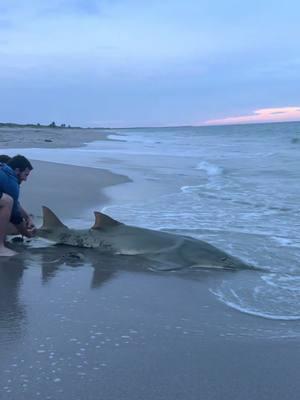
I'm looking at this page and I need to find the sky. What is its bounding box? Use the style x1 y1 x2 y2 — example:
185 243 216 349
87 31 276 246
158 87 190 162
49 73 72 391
0 0 300 127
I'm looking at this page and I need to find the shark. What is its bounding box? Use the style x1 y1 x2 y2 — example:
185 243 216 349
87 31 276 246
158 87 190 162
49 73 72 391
34 206 252 270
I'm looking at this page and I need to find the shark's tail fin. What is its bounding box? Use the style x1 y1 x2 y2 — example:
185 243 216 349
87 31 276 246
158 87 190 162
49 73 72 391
41 206 68 229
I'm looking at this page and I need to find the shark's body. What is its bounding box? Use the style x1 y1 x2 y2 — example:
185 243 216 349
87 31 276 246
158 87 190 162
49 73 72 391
36 207 251 270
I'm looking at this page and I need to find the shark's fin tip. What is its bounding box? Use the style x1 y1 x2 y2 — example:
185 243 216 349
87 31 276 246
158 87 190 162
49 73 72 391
42 206 68 229
92 211 121 229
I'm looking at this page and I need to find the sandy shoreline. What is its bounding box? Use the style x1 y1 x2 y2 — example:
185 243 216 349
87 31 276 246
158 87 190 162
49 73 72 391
0 126 118 149
1 127 131 220
21 159 131 221
1 129 300 400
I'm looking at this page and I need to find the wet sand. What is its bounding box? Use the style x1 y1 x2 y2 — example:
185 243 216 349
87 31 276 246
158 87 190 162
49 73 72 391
1 130 300 399
1 251 300 400
21 160 131 220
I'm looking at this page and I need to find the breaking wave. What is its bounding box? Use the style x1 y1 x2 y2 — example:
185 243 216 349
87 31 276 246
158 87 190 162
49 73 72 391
196 161 224 176
210 272 300 321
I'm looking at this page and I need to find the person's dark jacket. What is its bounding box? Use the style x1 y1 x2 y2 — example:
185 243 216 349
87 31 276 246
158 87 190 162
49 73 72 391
0 163 23 224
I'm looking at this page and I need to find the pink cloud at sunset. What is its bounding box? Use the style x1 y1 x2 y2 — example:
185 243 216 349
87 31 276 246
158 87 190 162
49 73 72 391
204 107 300 126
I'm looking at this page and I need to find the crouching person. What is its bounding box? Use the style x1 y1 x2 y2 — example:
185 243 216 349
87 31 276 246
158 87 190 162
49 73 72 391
0 155 36 256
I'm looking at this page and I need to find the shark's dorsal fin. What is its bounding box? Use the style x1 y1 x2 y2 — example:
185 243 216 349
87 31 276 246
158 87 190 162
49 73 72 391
42 206 68 229
92 212 121 230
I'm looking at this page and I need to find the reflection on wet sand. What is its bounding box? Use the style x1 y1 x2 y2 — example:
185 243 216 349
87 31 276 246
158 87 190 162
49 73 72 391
2 244 299 400
0 241 232 349
36 246 222 289
0 256 26 344
30 244 183 289
34 246 142 289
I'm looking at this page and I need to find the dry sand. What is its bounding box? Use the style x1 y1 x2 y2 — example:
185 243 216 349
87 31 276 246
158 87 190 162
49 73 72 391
0 128 300 400
0 126 115 149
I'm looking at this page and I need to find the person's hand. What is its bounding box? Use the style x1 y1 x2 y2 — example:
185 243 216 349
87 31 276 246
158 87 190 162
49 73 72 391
25 226 37 238
16 220 37 238
25 215 35 229
24 215 37 237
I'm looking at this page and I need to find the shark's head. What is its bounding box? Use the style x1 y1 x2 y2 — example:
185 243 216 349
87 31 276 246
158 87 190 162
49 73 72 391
36 206 69 242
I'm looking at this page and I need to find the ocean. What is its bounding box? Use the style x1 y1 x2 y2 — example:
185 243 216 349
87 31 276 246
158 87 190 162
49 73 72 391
4 122 300 324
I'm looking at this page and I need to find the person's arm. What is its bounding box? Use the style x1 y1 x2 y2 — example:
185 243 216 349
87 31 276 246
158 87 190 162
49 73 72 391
12 203 36 237
6 177 36 237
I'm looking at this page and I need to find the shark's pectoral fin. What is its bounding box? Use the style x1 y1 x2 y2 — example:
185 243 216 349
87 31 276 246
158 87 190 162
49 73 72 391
42 206 68 229
92 212 121 230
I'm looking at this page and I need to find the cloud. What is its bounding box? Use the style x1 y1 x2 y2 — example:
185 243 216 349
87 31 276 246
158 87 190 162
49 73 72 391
1 1 300 127
204 107 300 125
0 1 225 81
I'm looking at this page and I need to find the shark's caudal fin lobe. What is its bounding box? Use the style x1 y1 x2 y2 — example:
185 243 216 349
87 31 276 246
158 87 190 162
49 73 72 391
42 206 68 229
92 212 121 230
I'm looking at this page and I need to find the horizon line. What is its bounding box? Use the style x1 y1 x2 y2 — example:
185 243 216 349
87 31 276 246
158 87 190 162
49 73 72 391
1 119 300 130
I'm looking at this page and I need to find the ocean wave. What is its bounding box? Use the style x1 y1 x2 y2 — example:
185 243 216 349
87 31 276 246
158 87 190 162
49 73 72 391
196 161 224 176
180 184 204 194
210 274 300 321
261 274 300 292
271 236 300 248
212 289 300 320
108 132 161 145
107 133 128 141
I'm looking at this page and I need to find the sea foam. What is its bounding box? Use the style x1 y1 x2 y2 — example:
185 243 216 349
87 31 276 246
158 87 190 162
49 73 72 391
196 161 224 176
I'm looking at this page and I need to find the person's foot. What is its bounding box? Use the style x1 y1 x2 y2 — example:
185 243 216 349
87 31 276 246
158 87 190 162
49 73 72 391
0 246 17 256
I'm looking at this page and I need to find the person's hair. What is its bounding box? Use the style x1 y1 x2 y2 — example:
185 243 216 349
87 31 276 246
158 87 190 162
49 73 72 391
0 155 11 164
7 155 33 172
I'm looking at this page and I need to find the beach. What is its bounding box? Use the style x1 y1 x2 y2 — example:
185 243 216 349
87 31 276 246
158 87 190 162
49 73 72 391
1 125 300 399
